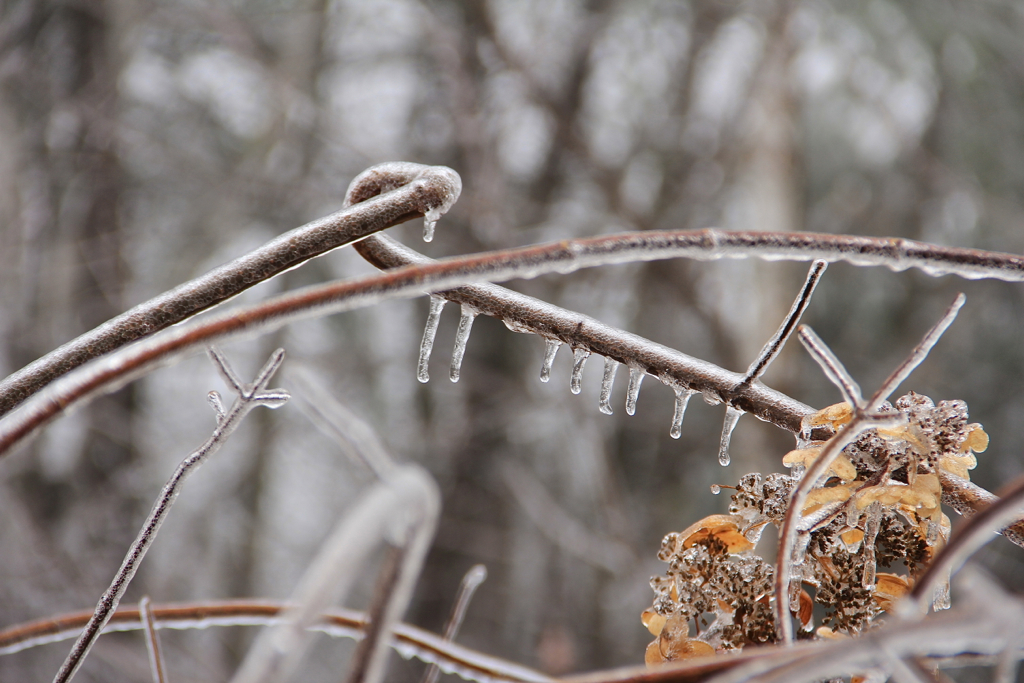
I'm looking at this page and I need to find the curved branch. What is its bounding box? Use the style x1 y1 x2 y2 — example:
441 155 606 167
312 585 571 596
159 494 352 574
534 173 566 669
0 162 461 417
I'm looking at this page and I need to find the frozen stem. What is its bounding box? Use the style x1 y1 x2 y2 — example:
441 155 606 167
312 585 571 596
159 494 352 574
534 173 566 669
139 596 167 683
52 348 289 683
420 565 488 683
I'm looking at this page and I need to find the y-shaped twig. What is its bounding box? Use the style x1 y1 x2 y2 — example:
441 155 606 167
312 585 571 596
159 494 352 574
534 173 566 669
0 164 459 418
772 295 965 644
52 348 289 683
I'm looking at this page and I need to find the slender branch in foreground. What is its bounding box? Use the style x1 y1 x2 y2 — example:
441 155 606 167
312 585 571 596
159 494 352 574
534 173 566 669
0 600 551 683
0 162 461 418
420 564 488 683
52 349 289 683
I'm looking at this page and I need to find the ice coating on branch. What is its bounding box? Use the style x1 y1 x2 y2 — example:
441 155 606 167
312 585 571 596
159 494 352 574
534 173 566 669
669 388 695 439
449 305 478 383
540 339 560 383
418 296 447 383
570 348 590 395
718 406 743 466
625 366 644 416
599 358 619 414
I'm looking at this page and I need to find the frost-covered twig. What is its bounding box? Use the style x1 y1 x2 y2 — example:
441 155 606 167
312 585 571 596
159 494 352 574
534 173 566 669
52 348 289 683
0 163 460 418
773 296 964 644
139 596 168 683
0 600 551 683
715 260 827 465
421 564 488 683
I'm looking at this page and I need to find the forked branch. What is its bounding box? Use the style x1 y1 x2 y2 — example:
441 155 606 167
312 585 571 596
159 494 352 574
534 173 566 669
53 349 289 683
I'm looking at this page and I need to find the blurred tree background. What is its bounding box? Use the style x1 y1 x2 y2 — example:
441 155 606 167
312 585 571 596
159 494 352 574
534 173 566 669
1 0 1024 680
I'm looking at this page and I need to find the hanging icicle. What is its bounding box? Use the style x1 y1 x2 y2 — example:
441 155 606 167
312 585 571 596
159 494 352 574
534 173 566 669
417 296 447 383
669 388 696 439
449 305 478 383
718 406 743 466
540 339 561 383
570 348 590 395
599 358 619 415
625 366 645 416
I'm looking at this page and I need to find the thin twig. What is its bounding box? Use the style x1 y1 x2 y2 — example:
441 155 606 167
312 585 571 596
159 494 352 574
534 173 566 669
737 260 827 388
0 163 460 417
420 564 488 683
866 294 966 409
797 326 864 408
139 596 168 683
51 348 288 683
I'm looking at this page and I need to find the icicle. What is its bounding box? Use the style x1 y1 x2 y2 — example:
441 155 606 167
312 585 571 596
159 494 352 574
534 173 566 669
570 348 590 395
449 305 478 383
718 406 743 466
625 366 645 416
861 503 882 590
422 206 442 242
417 296 447 383
710 484 721 495
932 570 951 611
540 339 561 383
599 358 619 414
669 388 695 439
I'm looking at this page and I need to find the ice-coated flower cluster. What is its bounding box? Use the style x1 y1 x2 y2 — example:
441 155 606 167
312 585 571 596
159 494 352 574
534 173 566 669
643 393 988 665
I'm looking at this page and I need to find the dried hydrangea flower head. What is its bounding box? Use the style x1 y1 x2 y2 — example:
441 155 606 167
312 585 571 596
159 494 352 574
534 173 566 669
643 392 989 662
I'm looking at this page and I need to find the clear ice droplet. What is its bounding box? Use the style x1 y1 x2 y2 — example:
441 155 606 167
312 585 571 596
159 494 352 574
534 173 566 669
540 339 561 383
669 388 695 439
423 207 441 242
718 406 743 466
599 358 619 414
418 296 447 383
710 484 721 495
625 366 645 416
449 305 478 383
570 348 590 395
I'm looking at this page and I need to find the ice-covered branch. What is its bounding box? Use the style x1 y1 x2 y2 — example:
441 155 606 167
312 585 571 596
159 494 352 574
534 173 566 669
0 162 461 417
355 234 821 435
0 600 551 683
52 348 289 683
421 565 489 683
